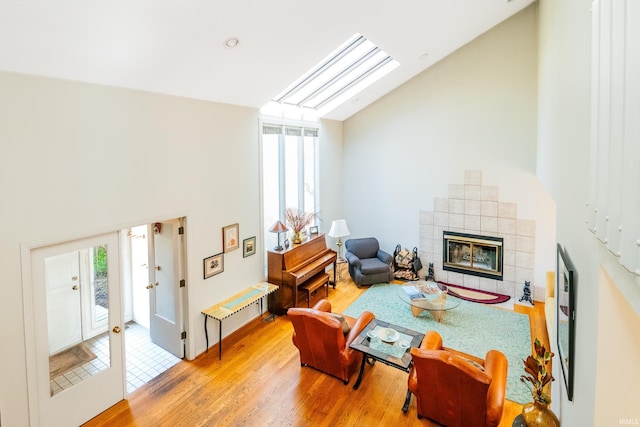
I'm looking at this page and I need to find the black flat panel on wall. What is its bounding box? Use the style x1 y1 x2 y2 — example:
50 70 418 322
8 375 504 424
557 243 576 401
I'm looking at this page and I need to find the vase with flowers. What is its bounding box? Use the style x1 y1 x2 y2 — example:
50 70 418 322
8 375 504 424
520 338 560 427
285 208 316 244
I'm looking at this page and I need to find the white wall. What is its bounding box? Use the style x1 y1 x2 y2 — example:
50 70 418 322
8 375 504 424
342 6 555 290
0 71 345 426
538 0 640 425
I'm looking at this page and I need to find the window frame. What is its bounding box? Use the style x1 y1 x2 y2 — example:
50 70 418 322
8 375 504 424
260 119 320 252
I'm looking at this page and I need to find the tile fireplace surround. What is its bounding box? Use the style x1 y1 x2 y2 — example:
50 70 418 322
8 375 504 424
418 170 539 303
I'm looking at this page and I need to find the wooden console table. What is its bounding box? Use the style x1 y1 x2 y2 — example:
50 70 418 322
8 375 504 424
202 282 279 360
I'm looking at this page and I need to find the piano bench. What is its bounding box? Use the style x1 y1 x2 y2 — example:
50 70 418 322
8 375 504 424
300 273 330 307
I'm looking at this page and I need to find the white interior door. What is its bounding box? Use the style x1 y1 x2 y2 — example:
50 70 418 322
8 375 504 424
29 232 124 427
148 219 184 358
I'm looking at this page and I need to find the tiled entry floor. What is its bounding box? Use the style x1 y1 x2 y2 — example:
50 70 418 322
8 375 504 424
50 321 182 395
123 321 182 393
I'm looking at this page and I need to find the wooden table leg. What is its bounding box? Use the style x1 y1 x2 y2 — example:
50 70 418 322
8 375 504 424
429 309 445 323
410 306 424 317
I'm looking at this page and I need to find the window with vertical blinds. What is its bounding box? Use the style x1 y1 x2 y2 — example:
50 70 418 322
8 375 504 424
261 123 319 252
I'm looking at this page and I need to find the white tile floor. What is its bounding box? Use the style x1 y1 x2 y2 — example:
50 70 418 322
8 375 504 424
50 321 182 395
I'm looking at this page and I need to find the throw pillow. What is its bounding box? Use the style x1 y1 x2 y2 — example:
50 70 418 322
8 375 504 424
328 313 351 335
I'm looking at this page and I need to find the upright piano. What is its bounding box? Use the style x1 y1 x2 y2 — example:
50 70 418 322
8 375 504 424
267 233 337 314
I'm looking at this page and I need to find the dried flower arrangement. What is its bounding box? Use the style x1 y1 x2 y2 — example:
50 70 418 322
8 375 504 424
285 208 316 233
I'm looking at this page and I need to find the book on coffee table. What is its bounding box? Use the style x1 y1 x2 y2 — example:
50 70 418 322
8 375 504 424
402 285 426 300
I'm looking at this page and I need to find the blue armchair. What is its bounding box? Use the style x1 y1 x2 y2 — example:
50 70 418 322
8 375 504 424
344 237 394 287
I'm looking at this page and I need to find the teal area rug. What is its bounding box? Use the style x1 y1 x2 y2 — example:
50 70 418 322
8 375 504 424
343 284 532 404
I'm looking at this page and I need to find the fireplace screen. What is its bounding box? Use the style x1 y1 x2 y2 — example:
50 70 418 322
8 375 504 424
443 231 503 280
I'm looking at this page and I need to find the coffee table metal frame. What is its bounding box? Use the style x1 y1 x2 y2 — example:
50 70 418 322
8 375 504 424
349 318 424 397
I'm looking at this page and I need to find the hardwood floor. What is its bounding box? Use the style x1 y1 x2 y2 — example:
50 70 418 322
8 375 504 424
84 277 548 427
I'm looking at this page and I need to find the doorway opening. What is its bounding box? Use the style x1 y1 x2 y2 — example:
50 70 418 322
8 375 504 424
122 220 186 392
47 219 187 396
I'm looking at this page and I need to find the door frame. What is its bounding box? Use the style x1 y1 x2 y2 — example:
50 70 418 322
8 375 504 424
22 232 124 426
21 215 191 425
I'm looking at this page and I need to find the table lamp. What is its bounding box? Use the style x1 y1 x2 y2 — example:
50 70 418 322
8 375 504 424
269 220 289 251
328 219 350 261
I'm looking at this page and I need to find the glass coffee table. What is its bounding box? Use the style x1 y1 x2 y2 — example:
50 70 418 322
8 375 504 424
397 281 462 322
349 318 424 391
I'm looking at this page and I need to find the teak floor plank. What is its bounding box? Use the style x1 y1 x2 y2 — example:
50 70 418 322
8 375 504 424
84 277 545 427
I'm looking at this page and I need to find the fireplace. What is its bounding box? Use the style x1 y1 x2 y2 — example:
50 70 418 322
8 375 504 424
443 231 503 280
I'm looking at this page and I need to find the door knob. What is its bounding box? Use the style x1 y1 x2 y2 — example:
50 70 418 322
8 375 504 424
112 326 121 333
146 284 154 289
72 285 79 291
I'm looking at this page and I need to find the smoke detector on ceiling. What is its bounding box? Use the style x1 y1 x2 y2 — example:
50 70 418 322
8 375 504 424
224 37 240 48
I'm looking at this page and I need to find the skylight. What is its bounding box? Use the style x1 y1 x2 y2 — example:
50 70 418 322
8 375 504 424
268 33 399 117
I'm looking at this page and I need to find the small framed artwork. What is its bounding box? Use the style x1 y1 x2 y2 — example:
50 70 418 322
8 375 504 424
203 253 224 279
309 226 319 235
223 223 239 252
243 236 256 258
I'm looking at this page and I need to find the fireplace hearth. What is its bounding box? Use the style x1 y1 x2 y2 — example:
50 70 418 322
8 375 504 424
443 231 503 280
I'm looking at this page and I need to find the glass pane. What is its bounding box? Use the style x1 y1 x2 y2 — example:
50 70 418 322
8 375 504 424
303 135 316 217
92 245 109 323
262 134 280 251
46 251 82 355
48 246 110 396
284 134 299 211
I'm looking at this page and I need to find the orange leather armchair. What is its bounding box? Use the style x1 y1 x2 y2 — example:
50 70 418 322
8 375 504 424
289 299 375 384
406 331 508 427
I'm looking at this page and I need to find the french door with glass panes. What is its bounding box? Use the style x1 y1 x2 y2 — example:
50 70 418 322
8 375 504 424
27 232 124 427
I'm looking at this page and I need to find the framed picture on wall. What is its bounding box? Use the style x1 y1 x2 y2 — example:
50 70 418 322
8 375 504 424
223 223 239 252
243 236 256 257
203 253 224 279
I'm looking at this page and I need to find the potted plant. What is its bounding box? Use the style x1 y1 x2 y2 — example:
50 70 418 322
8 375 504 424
520 338 560 426
285 208 316 244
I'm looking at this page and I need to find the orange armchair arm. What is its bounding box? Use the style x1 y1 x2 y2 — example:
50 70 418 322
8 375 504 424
419 330 443 351
344 311 375 348
409 331 443 389
483 349 508 425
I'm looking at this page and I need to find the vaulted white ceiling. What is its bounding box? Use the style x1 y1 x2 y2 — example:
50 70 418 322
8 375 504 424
0 0 535 121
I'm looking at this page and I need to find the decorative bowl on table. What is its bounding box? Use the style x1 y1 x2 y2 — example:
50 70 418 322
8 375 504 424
377 327 400 343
